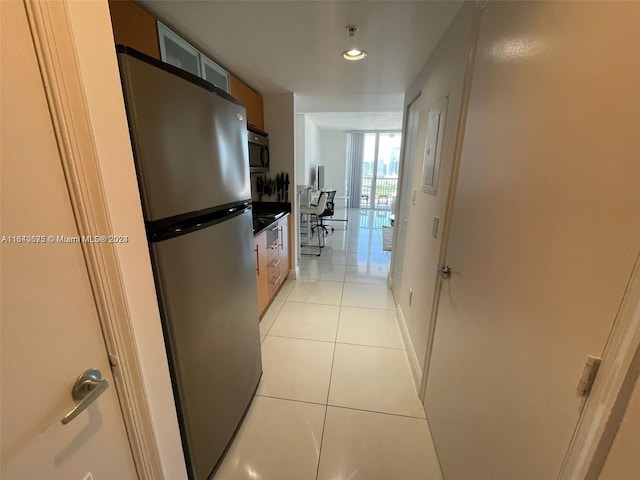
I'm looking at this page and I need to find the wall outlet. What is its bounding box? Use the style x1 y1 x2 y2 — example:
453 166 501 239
411 189 417 205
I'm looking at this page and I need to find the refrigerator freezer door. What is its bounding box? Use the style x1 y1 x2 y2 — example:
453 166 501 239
119 53 250 221
152 210 261 480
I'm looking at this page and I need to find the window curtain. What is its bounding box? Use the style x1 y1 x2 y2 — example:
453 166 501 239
347 133 364 208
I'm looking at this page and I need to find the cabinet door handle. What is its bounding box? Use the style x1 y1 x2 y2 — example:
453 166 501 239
255 246 260 275
279 226 283 250
270 258 281 269
270 275 282 286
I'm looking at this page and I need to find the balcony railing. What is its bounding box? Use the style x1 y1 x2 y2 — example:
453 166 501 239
360 177 398 209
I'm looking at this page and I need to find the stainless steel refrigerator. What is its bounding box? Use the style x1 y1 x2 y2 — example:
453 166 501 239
117 46 262 480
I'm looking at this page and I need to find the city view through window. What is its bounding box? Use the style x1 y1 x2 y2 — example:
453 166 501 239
361 132 402 209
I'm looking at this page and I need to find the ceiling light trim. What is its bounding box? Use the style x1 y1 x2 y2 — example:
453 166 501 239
342 49 367 61
342 25 367 61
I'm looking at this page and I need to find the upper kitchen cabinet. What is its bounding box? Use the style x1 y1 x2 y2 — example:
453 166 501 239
158 22 230 94
108 0 160 60
109 2 263 126
158 22 201 78
201 56 230 93
229 76 264 131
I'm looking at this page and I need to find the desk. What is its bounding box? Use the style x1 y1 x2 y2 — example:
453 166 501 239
297 186 313 246
329 195 349 227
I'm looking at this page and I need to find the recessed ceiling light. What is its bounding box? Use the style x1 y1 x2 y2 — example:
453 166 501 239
342 25 367 61
342 49 367 61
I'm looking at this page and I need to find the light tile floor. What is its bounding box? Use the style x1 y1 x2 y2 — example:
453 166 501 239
214 209 443 480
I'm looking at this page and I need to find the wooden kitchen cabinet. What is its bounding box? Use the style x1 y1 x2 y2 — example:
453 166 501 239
229 75 264 131
109 1 264 129
254 214 290 317
108 0 160 60
254 232 269 317
268 215 290 299
278 215 290 283
266 223 282 299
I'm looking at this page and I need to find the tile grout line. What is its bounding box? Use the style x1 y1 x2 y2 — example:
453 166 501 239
267 334 336 344
334 340 405 351
326 403 428 421
260 299 285 338
315 305 340 480
254 393 328 408
315 266 346 480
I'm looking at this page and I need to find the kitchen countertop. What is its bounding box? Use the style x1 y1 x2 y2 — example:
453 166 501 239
252 202 291 236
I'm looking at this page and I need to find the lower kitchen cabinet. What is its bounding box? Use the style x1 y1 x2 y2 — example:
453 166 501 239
254 232 269 316
254 214 290 317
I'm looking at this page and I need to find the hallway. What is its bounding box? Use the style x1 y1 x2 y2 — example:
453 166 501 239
214 209 442 479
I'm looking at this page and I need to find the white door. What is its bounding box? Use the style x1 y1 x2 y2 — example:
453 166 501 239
390 96 420 298
1 2 138 479
424 2 640 480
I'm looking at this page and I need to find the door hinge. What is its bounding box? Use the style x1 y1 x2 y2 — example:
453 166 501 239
576 354 601 397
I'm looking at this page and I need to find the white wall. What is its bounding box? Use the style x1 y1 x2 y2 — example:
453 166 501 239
319 131 347 197
303 116 321 186
66 2 189 478
295 113 306 188
296 93 403 113
392 2 477 382
263 93 295 198
264 93 297 273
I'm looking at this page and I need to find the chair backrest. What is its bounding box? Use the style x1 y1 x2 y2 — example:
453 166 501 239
320 190 337 217
311 191 327 215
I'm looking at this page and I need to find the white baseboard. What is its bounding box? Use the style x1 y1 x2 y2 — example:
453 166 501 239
396 304 422 392
288 266 300 280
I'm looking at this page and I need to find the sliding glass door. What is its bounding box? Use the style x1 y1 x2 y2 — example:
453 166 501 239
360 132 401 209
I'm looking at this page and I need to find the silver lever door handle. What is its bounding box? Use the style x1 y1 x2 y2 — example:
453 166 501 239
438 265 452 280
61 368 110 425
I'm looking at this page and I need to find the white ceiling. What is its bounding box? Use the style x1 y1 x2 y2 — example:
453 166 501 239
305 111 404 131
140 0 463 97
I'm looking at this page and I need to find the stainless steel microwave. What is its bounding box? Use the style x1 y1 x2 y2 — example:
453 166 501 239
248 127 269 173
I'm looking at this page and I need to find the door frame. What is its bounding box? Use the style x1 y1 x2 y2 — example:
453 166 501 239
24 1 163 478
389 94 421 293
557 250 640 479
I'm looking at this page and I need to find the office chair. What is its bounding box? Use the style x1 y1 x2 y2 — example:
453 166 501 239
299 191 327 256
317 190 336 236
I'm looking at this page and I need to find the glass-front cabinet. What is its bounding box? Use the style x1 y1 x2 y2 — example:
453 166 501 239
158 22 229 93
200 56 230 92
